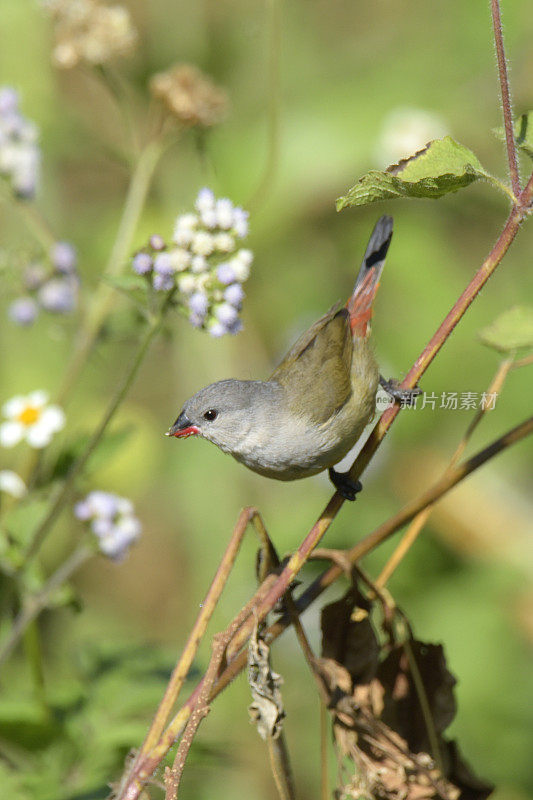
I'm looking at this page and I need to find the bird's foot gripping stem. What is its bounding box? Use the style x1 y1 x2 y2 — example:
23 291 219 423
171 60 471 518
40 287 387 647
328 468 362 501
380 375 421 407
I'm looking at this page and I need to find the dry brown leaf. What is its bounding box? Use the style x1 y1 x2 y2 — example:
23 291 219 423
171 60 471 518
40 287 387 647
320 579 493 799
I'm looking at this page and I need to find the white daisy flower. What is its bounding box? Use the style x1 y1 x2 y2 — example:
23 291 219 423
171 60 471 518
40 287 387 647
0 469 27 498
0 391 65 449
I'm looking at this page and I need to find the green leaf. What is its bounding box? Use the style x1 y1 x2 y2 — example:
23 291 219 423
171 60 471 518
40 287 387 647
514 112 533 159
494 112 533 160
0 701 61 749
48 426 132 482
337 136 490 209
103 274 149 293
3 499 49 549
479 306 533 353
102 274 150 313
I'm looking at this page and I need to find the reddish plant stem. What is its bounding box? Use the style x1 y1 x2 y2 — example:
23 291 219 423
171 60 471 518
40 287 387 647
215 413 533 696
491 0 521 196
119 172 533 800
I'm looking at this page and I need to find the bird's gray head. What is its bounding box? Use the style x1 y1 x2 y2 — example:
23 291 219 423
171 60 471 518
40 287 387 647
167 379 281 454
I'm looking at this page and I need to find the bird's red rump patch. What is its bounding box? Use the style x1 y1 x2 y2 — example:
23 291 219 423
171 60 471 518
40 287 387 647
172 426 200 438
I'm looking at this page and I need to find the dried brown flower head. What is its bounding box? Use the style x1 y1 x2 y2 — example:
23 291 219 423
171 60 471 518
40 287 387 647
42 0 138 69
150 64 228 128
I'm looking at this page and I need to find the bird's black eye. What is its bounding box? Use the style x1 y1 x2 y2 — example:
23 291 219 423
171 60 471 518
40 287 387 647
203 409 218 421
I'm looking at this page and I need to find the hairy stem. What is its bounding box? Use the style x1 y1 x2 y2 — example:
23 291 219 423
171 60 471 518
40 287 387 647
120 413 533 800
490 0 520 196
214 413 533 698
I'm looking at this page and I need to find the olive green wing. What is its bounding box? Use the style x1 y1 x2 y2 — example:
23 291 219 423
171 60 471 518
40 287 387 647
269 305 353 425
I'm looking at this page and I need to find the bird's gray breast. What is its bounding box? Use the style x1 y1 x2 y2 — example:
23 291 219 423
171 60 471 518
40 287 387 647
228 381 360 481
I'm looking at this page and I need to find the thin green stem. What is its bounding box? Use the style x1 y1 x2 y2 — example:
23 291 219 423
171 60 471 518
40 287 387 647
0 181 57 252
57 137 166 402
24 303 170 564
0 544 93 668
490 0 521 196
247 0 282 211
23 620 48 712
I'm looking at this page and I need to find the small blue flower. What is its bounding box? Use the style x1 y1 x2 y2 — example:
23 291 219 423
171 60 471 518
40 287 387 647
208 320 227 338
189 291 209 317
153 252 174 275
189 312 204 328
216 262 237 285
153 272 174 291
8 296 38 326
224 283 245 307
232 207 249 238
227 318 243 335
38 278 77 313
150 234 165 251
51 241 77 273
132 252 152 274
74 490 141 562
215 302 239 327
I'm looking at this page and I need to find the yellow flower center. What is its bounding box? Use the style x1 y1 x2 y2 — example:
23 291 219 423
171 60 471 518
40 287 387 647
17 406 41 426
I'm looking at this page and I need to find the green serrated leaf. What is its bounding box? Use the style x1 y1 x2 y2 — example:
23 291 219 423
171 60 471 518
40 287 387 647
494 112 533 160
337 136 490 209
479 306 533 353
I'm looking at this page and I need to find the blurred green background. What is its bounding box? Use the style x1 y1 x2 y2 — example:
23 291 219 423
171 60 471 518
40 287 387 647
0 1 532 798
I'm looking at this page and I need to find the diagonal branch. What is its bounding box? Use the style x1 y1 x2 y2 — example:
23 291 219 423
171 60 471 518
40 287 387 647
116 166 533 799
214 413 533 697
491 0 521 196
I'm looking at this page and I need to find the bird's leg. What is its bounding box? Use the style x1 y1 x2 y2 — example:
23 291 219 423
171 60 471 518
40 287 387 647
380 375 421 406
328 468 362 501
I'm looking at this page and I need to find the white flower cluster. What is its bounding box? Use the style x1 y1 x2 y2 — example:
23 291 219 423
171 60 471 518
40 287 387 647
8 241 79 326
74 491 141 561
0 87 40 199
42 0 138 69
0 391 65 449
132 188 253 337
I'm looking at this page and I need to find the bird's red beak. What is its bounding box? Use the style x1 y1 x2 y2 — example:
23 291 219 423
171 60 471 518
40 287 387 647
166 412 200 439
170 426 199 439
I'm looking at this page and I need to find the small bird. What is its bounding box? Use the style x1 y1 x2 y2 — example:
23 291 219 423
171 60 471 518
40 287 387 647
168 216 406 500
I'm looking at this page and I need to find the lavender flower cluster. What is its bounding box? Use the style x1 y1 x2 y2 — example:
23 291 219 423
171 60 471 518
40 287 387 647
0 87 40 199
132 188 253 337
9 241 79 326
74 490 141 561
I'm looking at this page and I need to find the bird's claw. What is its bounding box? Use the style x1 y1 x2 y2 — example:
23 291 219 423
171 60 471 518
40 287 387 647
328 468 362 501
380 375 421 406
